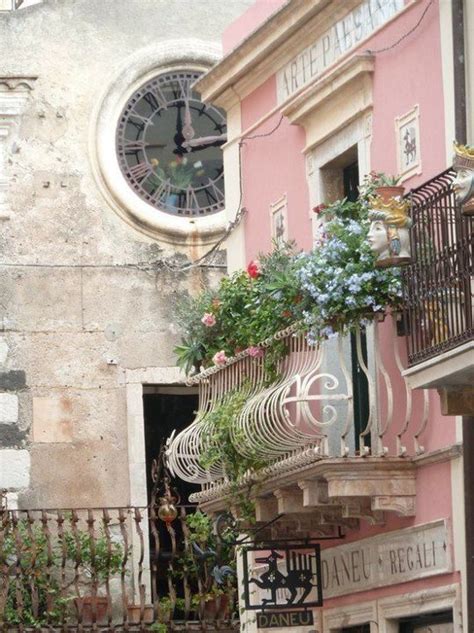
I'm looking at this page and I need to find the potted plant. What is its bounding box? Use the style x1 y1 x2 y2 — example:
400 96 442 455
126 601 155 624
371 173 404 202
63 529 125 625
168 511 237 624
297 197 403 339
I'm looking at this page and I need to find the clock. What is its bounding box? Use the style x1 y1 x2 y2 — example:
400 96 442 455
116 70 227 217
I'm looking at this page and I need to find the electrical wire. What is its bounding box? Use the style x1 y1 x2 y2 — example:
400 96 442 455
366 0 434 55
162 113 285 273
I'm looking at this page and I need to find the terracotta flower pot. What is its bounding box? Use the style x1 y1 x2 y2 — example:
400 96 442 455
375 185 405 203
202 595 230 622
127 604 155 624
75 596 110 624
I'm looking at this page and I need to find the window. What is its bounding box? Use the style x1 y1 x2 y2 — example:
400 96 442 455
399 610 453 633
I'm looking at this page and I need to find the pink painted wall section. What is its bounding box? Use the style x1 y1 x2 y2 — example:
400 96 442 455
369 0 447 187
241 75 277 131
318 460 457 608
222 0 287 55
241 112 311 261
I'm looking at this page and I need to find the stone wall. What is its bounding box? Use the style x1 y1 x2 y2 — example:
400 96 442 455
0 0 251 509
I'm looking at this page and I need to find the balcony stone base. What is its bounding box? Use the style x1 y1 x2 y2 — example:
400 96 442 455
195 458 416 534
439 386 474 416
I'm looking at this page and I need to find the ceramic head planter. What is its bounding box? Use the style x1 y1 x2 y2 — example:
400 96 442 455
368 195 412 268
453 141 474 215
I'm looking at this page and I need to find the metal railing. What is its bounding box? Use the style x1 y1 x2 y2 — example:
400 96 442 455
0 504 238 631
402 169 474 366
168 319 431 491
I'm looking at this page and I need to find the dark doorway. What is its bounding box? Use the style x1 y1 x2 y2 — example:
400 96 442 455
143 386 200 505
343 161 370 451
143 386 200 600
341 625 370 633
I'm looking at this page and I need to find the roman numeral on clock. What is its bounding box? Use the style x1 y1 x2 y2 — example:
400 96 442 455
144 87 168 112
122 140 147 154
151 179 172 203
128 162 152 182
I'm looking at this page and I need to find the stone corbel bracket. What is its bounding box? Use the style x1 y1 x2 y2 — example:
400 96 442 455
197 458 417 533
0 76 37 219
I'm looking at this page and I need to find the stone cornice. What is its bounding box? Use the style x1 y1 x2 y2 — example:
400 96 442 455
282 53 374 125
194 0 347 108
195 0 418 110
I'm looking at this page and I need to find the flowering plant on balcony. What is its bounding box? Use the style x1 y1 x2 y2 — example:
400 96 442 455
174 244 304 374
174 192 402 375
299 197 403 341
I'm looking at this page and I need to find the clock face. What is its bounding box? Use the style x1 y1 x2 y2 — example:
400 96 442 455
116 70 226 217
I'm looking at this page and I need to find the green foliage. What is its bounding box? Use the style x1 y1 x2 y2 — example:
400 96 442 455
0 519 125 627
200 386 267 483
174 243 304 375
1 522 67 627
199 386 268 523
369 172 402 187
62 529 124 583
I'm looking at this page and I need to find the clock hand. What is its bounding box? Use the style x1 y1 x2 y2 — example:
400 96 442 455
182 133 227 150
182 99 196 148
173 103 185 150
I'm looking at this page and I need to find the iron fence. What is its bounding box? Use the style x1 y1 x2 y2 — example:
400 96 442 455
402 168 474 365
0 504 238 631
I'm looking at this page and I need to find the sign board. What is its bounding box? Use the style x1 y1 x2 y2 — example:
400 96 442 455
257 610 314 628
276 0 404 103
243 544 323 610
321 520 451 598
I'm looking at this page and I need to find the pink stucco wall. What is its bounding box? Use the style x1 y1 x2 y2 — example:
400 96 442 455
241 103 312 259
370 0 447 188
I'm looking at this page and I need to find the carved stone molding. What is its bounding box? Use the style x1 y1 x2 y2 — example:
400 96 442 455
372 495 416 517
0 76 36 219
0 77 36 92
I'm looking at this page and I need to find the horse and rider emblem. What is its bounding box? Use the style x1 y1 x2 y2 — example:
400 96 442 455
243 544 323 610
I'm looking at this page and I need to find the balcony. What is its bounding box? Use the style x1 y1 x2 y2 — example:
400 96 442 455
400 169 474 413
167 321 453 533
0 501 239 631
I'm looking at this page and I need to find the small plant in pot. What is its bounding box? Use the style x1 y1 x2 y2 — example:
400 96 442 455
63 529 125 625
369 172 404 202
170 511 237 624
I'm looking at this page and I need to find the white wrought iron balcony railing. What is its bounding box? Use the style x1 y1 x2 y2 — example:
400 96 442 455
166 317 449 524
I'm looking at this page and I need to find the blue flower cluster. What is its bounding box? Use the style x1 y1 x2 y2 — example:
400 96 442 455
296 200 402 342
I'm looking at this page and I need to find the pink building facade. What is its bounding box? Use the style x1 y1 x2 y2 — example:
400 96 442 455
187 0 474 630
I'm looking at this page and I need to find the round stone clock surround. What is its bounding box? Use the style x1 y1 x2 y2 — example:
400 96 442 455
92 40 226 244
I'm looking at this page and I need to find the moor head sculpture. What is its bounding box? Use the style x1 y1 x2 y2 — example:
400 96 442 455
453 142 474 215
368 195 412 267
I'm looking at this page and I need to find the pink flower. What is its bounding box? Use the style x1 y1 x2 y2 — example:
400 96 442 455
247 346 264 358
247 259 262 279
201 312 216 327
212 350 228 366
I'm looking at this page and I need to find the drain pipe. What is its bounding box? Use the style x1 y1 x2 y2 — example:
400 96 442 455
452 0 467 144
452 1 471 628
464 418 474 632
